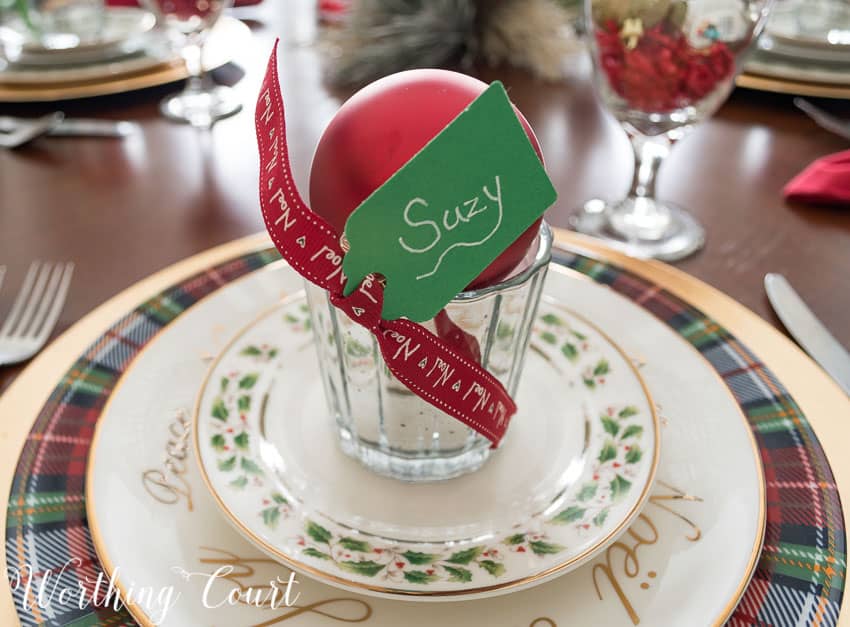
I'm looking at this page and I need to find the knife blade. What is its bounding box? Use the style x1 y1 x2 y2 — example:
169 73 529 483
765 273 850 396
0 116 140 138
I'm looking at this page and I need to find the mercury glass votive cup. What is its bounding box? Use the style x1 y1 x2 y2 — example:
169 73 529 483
305 222 552 482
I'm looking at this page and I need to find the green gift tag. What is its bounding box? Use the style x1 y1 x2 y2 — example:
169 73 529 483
342 81 557 322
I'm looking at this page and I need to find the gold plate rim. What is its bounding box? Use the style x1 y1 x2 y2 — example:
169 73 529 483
0 228 845 625
736 71 850 99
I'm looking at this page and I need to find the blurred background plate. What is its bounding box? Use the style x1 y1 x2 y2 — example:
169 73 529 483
766 0 850 51
0 15 250 102
0 35 171 85
11 7 157 66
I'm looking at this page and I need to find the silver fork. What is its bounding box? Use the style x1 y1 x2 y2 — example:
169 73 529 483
0 262 74 366
0 112 64 149
794 98 850 142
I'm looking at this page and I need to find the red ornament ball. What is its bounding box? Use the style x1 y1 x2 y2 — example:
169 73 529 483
309 69 544 289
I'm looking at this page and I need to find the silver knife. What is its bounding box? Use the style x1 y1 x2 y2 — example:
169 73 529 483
765 273 850 396
0 116 140 138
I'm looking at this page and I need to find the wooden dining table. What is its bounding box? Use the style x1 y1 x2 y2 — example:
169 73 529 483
0 1 848 397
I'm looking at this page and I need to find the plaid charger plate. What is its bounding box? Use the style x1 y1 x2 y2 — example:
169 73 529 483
4 245 846 626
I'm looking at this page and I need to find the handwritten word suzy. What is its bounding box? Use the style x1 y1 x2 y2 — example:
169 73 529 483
398 176 504 280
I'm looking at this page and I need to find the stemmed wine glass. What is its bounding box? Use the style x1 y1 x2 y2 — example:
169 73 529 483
572 0 772 260
141 0 241 127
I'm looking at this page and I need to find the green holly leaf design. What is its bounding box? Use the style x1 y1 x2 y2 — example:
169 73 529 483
577 483 598 502
625 446 643 464
233 431 249 451
551 505 586 524
345 338 371 358
339 537 372 553
446 547 484 564
479 560 506 577
299 303 310 313
621 424 644 440
443 566 473 583
618 406 639 419
229 476 248 489
306 521 332 545
271 493 287 505
261 506 281 529
530 541 566 556
571 329 587 341
503 534 526 546
402 551 439 565
210 434 226 451
240 457 263 475
403 570 438 584
561 342 578 363
496 322 514 339
593 359 610 376
240 346 262 356
220 377 229 392
598 441 617 463
540 331 557 345
593 508 610 527
303 547 330 560
237 395 250 412
602 416 619 437
610 475 632 502
268 348 279 358
540 313 562 326
339 561 386 577
583 377 596 390
211 397 228 421
284 313 299 323
239 373 259 389
217 456 236 472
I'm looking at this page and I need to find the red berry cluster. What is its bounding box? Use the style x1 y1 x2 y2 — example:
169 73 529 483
596 20 734 113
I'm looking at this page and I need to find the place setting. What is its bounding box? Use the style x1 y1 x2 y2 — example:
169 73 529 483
1 1 848 626
0 0 250 105
739 0 850 98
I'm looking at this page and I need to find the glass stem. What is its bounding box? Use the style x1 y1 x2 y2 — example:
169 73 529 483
182 38 205 93
605 132 675 242
627 132 671 200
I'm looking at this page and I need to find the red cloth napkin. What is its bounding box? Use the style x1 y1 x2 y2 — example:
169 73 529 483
784 149 850 207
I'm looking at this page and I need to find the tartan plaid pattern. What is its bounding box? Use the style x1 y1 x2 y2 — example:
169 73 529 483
557 252 846 626
4 247 845 626
5 250 277 627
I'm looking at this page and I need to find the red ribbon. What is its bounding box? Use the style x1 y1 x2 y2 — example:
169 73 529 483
255 42 517 446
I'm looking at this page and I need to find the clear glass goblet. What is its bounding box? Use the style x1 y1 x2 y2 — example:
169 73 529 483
572 0 772 260
141 0 241 128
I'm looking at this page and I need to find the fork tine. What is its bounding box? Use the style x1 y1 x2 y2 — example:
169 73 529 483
33 263 73 345
25 263 63 337
0 261 41 337
8 262 53 338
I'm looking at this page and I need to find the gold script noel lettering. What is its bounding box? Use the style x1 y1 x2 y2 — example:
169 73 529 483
142 410 194 511
592 481 703 625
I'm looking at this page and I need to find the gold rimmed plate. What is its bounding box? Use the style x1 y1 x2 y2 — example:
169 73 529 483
192 290 660 600
0 16 250 101
84 259 764 624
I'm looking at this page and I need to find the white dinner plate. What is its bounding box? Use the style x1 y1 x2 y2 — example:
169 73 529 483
2 8 156 67
87 262 765 626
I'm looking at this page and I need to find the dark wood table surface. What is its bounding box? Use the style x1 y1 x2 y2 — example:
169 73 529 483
1 2 848 395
